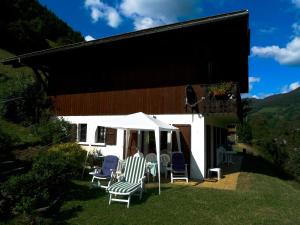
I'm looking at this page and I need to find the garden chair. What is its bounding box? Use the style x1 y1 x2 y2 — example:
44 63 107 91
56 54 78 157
170 152 188 183
145 153 157 182
160 153 171 178
107 156 146 208
134 151 144 158
90 155 119 189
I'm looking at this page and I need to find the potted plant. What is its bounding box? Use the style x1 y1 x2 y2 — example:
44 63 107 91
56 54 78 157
208 82 233 100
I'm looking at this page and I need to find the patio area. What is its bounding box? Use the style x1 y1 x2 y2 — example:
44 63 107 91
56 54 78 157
145 153 243 191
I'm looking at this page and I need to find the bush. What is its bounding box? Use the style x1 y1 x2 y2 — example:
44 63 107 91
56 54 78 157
0 125 13 152
48 142 86 173
237 122 252 144
285 148 300 180
0 144 85 216
33 118 73 145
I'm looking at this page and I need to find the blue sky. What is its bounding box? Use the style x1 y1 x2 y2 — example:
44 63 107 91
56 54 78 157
38 0 300 98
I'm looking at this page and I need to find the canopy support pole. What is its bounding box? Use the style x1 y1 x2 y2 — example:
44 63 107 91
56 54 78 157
155 128 161 195
125 129 130 159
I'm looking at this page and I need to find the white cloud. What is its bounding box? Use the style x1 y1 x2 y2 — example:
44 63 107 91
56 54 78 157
252 37 300 65
120 0 199 30
84 0 200 30
292 0 300 8
133 17 165 30
281 81 300 93
249 76 260 90
242 93 274 99
85 35 95 41
292 23 300 35
259 27 276 34
249 76 260 83
84 0 122 28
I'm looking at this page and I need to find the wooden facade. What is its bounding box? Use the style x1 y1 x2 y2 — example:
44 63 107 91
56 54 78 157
1 11 250 117
50 83 241 116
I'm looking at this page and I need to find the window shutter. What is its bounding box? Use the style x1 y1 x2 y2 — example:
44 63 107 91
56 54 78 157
70 124 78 142
106 128 117 145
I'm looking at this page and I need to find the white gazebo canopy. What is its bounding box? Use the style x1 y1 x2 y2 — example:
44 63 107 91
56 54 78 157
97 112 181 194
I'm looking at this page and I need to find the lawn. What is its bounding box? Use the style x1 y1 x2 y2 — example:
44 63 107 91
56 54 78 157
48 153 300 225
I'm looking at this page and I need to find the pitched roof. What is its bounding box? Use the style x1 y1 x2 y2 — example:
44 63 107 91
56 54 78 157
0 10 249 65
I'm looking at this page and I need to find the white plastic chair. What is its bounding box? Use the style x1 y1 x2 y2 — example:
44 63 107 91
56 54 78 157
145 153 157 182
134 151 144 158
145 153 157 163
160 153 171 179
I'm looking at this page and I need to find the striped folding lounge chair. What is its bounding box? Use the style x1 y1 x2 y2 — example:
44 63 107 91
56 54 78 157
107 156 146 208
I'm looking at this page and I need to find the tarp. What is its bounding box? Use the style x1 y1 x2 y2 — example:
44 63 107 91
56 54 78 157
97 112 181 194
98 112 178 131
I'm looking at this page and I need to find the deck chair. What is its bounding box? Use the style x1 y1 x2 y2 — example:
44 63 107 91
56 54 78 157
90 155 119 189
107 156 146 208
171 152 188 183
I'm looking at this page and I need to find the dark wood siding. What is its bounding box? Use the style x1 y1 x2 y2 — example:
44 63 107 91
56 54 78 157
51 85 190 115
50 84 240 116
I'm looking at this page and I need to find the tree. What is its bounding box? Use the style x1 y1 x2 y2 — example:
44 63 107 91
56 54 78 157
237 122 252 143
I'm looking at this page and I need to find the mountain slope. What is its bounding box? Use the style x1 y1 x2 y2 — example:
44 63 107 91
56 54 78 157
0 0 84 54
249 88 300 135
247 88 300 179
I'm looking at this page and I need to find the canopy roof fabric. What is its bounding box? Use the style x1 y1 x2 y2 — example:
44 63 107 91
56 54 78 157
98 112 178 131
96 112 181 195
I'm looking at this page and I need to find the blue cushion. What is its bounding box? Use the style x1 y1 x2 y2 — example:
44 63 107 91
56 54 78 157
101 155 119 177
172 153 186 171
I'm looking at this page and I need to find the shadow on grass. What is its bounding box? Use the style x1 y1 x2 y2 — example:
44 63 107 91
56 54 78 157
241 152 292 180
128 185 173 206
64 180 107 202
51 205 83 225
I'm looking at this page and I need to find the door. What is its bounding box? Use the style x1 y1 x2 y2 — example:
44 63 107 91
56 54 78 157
172 125 191 177
206 125 212 173
127 131 138 157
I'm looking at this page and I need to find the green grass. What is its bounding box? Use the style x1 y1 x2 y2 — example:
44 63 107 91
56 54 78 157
0 120 40 149
44 153 300 225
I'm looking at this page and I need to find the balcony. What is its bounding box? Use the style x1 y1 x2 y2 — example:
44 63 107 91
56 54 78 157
186 82 241 119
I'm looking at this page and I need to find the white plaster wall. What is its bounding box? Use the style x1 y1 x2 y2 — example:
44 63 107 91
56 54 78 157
154 114 205 180
61 115 125 160
60 114 206 180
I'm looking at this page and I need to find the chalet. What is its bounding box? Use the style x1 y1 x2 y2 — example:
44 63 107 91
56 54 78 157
1 10 250 180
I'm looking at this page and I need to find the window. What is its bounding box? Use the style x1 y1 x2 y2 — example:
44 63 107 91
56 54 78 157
95 126 106 144
78 124 87 142
94 127 117 145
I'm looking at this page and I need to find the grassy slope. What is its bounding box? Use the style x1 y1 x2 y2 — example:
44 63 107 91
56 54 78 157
0 48 40 152
248 88 300 147
49 153 300 225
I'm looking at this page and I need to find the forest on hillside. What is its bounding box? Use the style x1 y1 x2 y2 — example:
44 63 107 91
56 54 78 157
0 1 86 221
0 0 84 54
238 89 300 180
0 0 83 152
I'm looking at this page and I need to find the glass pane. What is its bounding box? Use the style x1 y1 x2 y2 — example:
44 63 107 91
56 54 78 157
79 124 87 142
96 126 105 143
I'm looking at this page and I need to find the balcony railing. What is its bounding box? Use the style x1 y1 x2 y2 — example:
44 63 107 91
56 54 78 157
185 82 241 117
